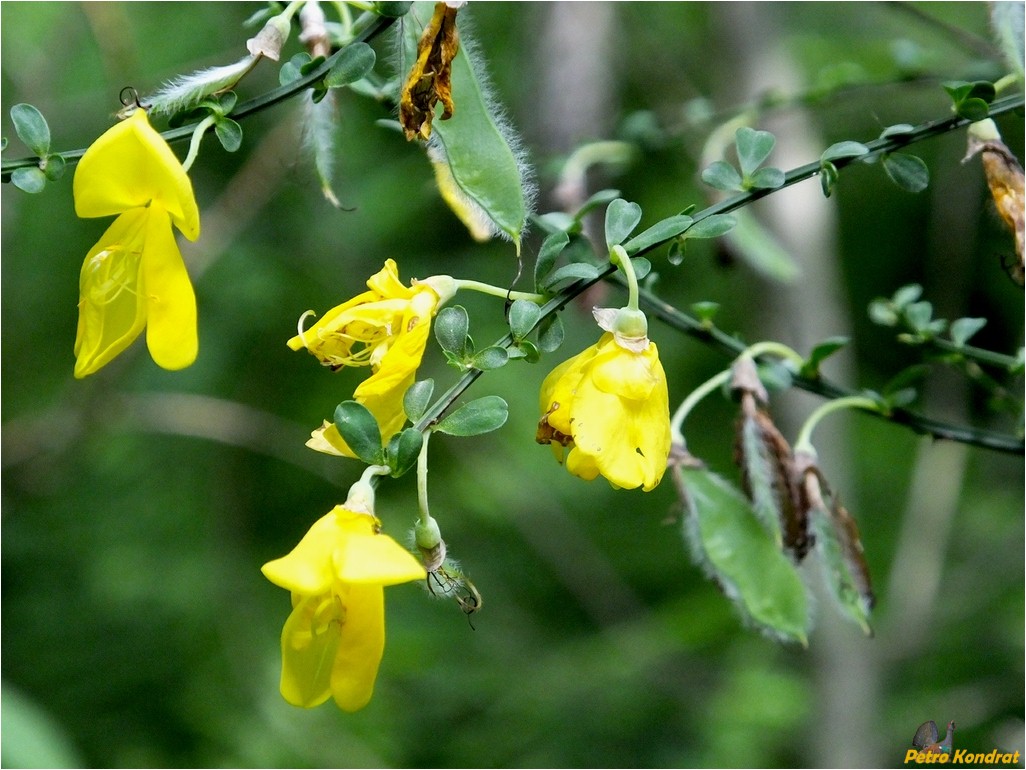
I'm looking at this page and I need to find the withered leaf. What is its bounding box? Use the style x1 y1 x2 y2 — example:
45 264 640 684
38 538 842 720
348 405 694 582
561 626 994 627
734 392 810 560
400 2 459 141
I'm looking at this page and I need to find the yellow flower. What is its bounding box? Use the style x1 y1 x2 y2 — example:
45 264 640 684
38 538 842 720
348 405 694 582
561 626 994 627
72 108 200 377
261 503 426 711
289 259 454 457
537 331 671 491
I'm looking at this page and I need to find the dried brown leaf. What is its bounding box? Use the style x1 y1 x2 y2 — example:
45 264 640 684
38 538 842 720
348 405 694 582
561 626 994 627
399 2 459 141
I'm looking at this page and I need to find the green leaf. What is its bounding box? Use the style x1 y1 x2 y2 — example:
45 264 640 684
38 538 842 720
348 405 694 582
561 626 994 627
214 117 243 152
280 53 312 86
820 141 870 162
42 153 66 181
403 379 434 423
471 346 509 370
435 306 470 357
623 214 694 256
407 4 530 244
435 395 508 436
389 428 423 477
678 467 808 644
949 317 987 347
518 339 540 363
325 43 376 87
333 401 384 465
809 488 874 636
541 262 602 291
955 98 990 122
879 123 915 139
691 301 720 325
867 299 898 326
700 160 744 192
682 214 737 240
604 198 643 249
508 299 541 340
746 166 785 190
892 284 923 308
904 300 934 331
534 231 569 290
376 1 413 17
10 103 50 156
735 126 776 177
882 152 929 193
631 257 651 282
819 160 839 198
800 336 849 378
536 314 565 353
11 167 46 194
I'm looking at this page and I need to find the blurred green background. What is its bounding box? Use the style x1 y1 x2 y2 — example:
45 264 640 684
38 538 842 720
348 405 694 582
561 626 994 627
2 3 1023 767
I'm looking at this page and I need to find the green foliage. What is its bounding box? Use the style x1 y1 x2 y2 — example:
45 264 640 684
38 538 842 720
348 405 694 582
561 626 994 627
324 42 376 88
434 395 508 436
387 427 423 477
406 2 531 244
8 103 63 193
677 466 809 644
403 379 435 423
799 337 850 379
701 127 785 192
603 198 643 249
943 80 996 121
882 152 930 192
334 400 385 464
508 299 541 340
435 305 471 361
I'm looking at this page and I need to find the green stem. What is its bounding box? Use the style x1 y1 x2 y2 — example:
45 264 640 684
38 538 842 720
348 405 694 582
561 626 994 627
670 369 732 446
611 245 640 311
793 396 881 456
416 429 432 525
181 115 216 172
1 11 399 181
454 279 547 304
927 336 1020 370
739 341 805 370
360 463 391 485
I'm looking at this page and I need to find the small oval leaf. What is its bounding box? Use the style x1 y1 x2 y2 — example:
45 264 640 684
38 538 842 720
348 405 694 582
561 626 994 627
735 126 776 177
214 117 243 152
821 141 870 162
536 314 565 353
390 428 424 477
403 379 435 423
333 401 384 464
435 395 508 436
534 230 569 290
325 42 376 87
683 214 737 240
604 198 643 249
508 299 541 339
882 152 929 193
10 103 50 156
471 346 510 370
435 306 470 357
700 160 744 192
11 167 47 194
949 317 987 347
623 214 694 256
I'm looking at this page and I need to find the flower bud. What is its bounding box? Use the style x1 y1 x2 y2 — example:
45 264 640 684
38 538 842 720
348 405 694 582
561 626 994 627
247 13 292 61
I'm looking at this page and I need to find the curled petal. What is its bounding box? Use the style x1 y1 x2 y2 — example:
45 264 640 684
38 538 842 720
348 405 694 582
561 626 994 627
279 593 341 708
74 209 149 378
74 109 200 240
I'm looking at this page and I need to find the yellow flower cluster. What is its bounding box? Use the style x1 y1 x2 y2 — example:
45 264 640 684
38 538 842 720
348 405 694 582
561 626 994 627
262 498 425 711
538 328 671 492
72 109 200 378
289 259 455 456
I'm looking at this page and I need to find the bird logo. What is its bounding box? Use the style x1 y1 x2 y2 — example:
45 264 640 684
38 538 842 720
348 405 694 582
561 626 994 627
912 720 956 755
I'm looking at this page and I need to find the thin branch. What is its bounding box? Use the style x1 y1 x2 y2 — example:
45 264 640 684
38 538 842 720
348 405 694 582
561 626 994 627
416 98 1026 455
0 11 397 181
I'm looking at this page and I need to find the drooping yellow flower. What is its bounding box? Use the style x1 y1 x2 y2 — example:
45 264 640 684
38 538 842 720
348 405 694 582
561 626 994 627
289 259 455 456
72 108 200 378
261 502 426 711
537 331 671 491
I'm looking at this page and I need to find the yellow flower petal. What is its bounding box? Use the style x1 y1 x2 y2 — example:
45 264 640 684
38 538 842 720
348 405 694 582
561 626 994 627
73 109 200 240
261 510 343 595
73 209 149 378
537 332 671 491
278 593 340 708
337 532 427 586
141 202 197 371
330 584 385 712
